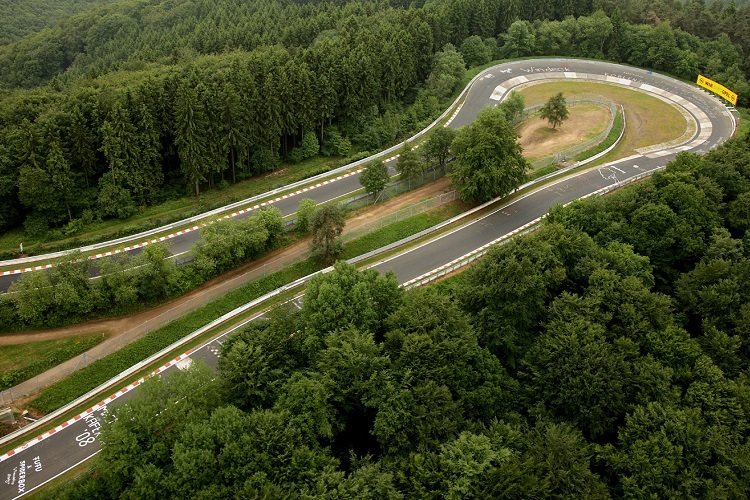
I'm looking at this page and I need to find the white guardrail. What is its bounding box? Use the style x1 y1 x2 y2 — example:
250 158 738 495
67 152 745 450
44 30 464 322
403 166 666 288
0 65 493 268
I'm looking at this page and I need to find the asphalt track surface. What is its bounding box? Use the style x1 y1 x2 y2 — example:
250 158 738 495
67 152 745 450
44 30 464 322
0 59 735 498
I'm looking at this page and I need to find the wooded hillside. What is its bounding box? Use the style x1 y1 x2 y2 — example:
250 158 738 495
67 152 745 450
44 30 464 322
39 134 750 498
0 0 113 45
0 0 749 246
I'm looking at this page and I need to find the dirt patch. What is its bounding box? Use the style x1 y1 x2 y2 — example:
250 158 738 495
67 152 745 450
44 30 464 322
1 177 456 347
264 167 290 178
518 104 611 161
518 81 687 156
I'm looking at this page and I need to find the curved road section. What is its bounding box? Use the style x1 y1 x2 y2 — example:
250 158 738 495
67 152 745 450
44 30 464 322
0 59 732 290
370 59 734 281
0 59 734 498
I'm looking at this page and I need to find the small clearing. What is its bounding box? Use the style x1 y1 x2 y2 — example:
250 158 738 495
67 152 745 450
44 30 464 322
518 103 611 161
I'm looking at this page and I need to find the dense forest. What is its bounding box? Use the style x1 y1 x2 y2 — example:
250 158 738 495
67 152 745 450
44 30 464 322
41 135 750 498
0 0 749 243
0 0 113 45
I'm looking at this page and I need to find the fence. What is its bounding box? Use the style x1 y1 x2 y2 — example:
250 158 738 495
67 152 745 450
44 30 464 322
343 190 458 242
527 97 618 170
0 186 457 406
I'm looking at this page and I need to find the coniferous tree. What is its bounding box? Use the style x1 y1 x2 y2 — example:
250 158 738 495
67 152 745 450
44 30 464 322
174 78 210 196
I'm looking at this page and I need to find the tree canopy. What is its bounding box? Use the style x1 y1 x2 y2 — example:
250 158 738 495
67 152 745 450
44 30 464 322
539 92 569 129
42 134 750 498
450 106 529 202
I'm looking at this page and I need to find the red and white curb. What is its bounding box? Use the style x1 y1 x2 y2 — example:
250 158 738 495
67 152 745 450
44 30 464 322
0 169 366 277
0 349 196 463
444 104 463 127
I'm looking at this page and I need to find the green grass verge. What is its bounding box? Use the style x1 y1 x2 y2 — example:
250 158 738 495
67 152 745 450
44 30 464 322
0 333 110 391
525 164 558 182
27 202 465 414
518 81 687 150
737 108 749 138
341 204 464 260
573 107 624 162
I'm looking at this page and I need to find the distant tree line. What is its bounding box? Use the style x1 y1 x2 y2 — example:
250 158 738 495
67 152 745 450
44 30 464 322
0 0 111 45
0 0 748 239
39 133 750 498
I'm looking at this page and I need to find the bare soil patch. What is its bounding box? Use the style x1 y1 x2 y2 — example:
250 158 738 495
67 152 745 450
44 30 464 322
518 104 611 161
518 81 687 156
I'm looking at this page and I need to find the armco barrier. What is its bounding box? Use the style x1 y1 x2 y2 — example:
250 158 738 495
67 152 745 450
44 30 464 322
402 165 666 288
0 59 489 270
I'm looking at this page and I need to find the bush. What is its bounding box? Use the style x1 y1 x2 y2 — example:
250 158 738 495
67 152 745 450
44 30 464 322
23 213 48 237
321 127 351 157
295 198 317 234
301 132 320 159
287 147 304 164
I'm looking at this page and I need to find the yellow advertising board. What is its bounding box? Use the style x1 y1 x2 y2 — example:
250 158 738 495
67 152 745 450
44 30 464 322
697 75 738 105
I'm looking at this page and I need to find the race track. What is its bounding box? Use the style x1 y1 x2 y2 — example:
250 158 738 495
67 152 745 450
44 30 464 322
0 59 735 499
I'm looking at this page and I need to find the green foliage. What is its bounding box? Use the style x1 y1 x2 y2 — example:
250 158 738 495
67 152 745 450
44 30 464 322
192 208 282 279
0 0 112 44
422 127 455 171
450 106 529 203
425 44 466 100
498 91 526 125
294 198 317 234
300 132 320 159
459 36 491 68
395 142 424 189
359 161 390 201
310 204 345 264
539 92 570 129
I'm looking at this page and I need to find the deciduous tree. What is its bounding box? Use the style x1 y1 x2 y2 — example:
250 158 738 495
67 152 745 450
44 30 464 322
310 204 345 264
359 161 390 201
539 92 569 130
450 106 528 203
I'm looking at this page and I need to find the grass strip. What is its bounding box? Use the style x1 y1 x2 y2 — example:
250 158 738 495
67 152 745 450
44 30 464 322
27 202 464 414
341 204 464 260
573 107 624 161
737 108 749 138
0 333 110 391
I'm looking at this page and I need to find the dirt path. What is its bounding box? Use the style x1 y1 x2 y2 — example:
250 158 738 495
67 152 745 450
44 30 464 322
0 177 455 346
1 94 663 350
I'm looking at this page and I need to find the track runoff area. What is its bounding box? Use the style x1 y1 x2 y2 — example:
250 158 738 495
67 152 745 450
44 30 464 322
0 59 736 499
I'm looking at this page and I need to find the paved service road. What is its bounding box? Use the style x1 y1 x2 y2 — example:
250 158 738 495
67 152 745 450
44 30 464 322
0 59 734 498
